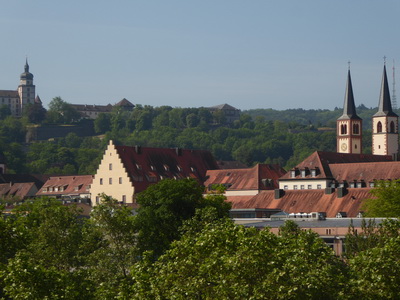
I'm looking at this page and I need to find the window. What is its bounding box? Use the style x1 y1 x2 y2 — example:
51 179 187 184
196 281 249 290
341 124 347 134
283 185 288 190
353 123 360 134
390 121 396 133
326 229 332 235
300 185 305 189
293 185 298 190
317 184 322 189
109 163 112 170
311 169 316 177
377 121 382 133
109 178 112 185
122 195 126 204
307 185 312 189
119 177 122 184
369 182 375 188
301 170 306 178
290 170 296 178
100 178 103 185
96 196 100 204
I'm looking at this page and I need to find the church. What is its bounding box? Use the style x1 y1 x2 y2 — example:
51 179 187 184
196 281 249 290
0 60 41 117
229 62 400 218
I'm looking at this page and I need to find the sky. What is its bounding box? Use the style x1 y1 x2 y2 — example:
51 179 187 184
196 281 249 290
1 1 400 111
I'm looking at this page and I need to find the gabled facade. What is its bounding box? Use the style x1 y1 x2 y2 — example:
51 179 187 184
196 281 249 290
337 69 362 154
372 64 399 157
90 140 219 205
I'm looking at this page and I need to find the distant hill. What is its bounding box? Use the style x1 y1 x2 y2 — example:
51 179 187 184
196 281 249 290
244 104 400 130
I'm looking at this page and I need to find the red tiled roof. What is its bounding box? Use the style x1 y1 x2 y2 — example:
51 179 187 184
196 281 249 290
0 90 19 97
0 182 37 199
229 188 373 218
280 151 392 180
330 161 400 183
37 175 93 196
115 145 219 193
205 164 286 191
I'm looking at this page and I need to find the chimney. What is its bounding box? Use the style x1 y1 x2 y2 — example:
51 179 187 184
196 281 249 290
274 189 284 199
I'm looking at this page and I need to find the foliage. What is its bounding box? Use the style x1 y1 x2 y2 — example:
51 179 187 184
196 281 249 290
134 178 230 258
46 97 80 124
131 220 346 299
363 179 400 217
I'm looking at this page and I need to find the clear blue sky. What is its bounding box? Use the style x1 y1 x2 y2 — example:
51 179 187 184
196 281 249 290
1 1 400 110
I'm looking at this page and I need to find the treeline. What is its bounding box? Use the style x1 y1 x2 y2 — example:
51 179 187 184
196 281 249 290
0 98 386 175
1 179 399 299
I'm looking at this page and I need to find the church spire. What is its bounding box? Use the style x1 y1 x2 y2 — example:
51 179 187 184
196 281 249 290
24 58 29 73
374 63 398 117
338 69 361 120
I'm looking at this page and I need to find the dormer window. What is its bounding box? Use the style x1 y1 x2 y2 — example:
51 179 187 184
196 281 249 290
311 169 317 177
369 182 375 188
350 181 356 188
301 169 307 178
290 169 297 178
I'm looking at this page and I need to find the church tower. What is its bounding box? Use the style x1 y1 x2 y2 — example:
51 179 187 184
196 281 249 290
17 59 35 116
372 63 399 157
337 68 362 154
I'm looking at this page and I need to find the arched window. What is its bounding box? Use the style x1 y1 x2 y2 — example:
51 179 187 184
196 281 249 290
390 121 395 133
353 124 359 134
341 124 347 135
377 121 383 133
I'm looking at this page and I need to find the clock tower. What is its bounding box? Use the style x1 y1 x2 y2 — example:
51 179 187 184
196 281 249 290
337 68 362 154
372 63 399 157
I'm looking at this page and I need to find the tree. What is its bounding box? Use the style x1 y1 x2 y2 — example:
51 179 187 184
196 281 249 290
94 113 111 134
1 199 95 299
131 219 346 299
87 194 137 299
134 178 230 258
346 219 400 299
363 180 400 217
23 102 47 124
47 97 80 124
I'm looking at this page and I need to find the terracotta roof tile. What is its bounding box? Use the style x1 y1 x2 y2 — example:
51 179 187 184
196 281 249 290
115 146 219 193
229 188 372 218
36 175 93 196
330 161 400 183
205 164 286 191
280 151 392 180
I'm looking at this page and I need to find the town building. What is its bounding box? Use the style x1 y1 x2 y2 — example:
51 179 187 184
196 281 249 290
36 175 93 203
228 63 400 218
208 103 241 124
70 98 135 119
0 60 41 117
235 217 389 256
372 64 399 157
90 140 219 205
204 163 286 200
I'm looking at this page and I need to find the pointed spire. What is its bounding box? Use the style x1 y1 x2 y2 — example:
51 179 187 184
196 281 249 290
24 57 29 73
374 64 398 117
338 69 361 120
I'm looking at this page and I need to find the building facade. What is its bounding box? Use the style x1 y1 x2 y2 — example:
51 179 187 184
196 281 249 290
0 60 37 117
